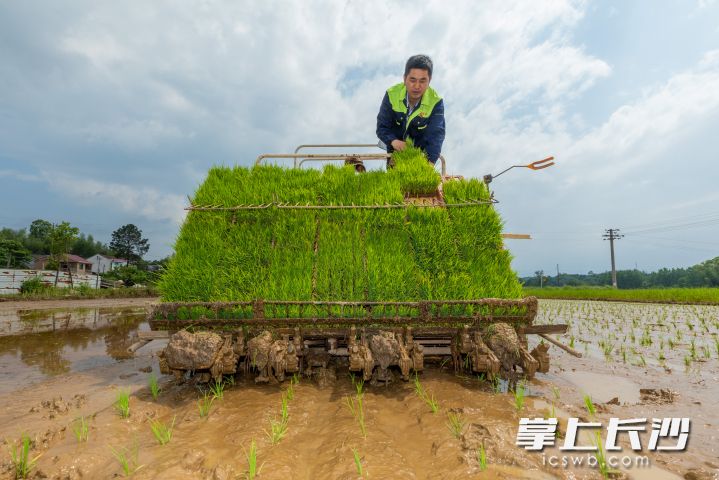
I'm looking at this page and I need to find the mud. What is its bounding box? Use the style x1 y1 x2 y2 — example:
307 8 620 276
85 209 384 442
0 299 716 479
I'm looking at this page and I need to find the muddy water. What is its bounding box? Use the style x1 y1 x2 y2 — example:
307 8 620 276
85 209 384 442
0 299 716 479
0 306 158 394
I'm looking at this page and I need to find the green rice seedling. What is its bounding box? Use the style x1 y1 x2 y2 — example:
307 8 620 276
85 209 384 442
569 335 575 349
690 340 697 360
110 442 143 476
291 373 300 385
552 386 561 402
583 394 596 418
198 392 214 418
446 411 465 439
489 373 502 394
593 431 617 479
285 382 295 401
265 417 289 445
242 439 262 480
702 345 711 359
352 448 364 476
355 378 364 396
7 434 41 479
476 443 488 472
513 382 526 412
658 351 666 362
413 374 439 413
72 416 89 443
115 389 130 418
209 379 225 400
149 416 176 445
280 392 289 423
148 373 160 401
684 355 692 367
344 394 367 438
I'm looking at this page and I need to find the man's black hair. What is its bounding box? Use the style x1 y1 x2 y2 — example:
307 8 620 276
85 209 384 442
404 54 433 78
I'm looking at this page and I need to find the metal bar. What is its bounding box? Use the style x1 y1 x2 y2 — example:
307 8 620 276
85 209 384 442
256 153 390 166
294 143 380 154
538 333 582 357
186 199 495 211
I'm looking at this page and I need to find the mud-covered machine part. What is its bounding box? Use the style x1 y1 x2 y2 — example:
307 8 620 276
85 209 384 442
149 297 565 384
148 145 566 384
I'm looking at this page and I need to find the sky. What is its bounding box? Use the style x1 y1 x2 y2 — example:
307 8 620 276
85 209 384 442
1 0 718 277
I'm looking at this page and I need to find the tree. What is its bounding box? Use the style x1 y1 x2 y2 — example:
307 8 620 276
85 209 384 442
29 219 53 240
0 239 31 268
48 222 80 268
72 233 111 259
534 270 546 288
110 224 150 263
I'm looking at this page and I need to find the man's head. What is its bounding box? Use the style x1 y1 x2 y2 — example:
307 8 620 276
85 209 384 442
403 54 433 104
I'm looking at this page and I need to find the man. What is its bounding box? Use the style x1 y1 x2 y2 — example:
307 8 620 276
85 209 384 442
376 54 445 165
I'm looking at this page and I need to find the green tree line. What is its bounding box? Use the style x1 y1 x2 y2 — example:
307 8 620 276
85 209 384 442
523 256 719 289
0 219 152 269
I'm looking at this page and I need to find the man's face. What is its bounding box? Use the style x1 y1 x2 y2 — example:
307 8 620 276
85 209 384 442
404 68 431 104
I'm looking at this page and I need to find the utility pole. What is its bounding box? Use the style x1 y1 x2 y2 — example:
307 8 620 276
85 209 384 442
602 229 624 288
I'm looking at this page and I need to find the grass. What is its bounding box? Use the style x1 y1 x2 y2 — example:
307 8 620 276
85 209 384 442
446 411 465 439
115 389 130 418
7 434 41 479
110 442 143 476
198 393 214 418
0 285 157 302
513 382 526 412
352 448 364 477
413 374 440 413
158 148 522 304
72 416 90 443
149 416 176 445
242 440 262 479
523 286 719 304
148 373 160 401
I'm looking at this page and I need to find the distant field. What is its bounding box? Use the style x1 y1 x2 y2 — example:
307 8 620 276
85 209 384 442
523 286 719 304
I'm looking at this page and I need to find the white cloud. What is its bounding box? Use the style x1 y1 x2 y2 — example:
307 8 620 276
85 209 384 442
45 173 187 225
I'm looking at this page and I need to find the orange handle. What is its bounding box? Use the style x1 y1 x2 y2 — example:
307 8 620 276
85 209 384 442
526 156 555 170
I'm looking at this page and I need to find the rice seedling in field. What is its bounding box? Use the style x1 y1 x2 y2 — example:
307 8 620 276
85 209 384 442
110 442 143 476
476 444 488 472
344 393 367 438
148 373 160 401
72 416 89 443
198 393 214 418
115 389 130 418
7 434 41 479
265 417 289 445
242 440 262 479
351 448 364 477
280 392 289 423
413 374 439 413
513 382 526 412
583 394 596 418
446 411 465 439
593 432 617 479
150 416 176 445
209 379 225 400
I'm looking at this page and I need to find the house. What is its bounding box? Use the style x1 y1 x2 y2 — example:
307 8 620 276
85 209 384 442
86 254 129 274
33 254 93 275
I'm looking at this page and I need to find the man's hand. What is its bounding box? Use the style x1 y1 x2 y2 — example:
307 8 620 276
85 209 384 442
391 139 407 151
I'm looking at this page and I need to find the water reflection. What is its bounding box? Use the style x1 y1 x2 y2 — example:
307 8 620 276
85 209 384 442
0 307 147 390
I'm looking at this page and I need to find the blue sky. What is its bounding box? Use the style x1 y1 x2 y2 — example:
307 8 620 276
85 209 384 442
1 0 718 276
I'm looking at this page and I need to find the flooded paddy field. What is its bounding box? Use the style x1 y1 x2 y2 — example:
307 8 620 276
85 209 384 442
0 299 716 479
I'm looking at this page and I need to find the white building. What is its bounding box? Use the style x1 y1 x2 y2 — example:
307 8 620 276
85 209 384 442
86 254 129 274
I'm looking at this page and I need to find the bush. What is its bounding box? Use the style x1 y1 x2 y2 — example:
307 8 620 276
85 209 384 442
20 277 49 294
102 265 148 287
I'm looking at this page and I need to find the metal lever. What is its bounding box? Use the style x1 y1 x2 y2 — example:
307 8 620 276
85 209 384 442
483 156 555 184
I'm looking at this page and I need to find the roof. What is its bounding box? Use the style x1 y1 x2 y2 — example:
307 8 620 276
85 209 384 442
94 254 128 263
36 254 92 265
